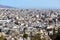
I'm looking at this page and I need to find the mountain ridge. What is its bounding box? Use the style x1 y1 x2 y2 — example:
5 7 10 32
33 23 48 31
0 5 15 8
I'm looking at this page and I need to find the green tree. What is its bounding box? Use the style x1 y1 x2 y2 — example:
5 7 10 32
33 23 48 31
50 28 58 40
0 35 3 40
49 20 53 24
23 34 28 40
54 28 60 40
32 33 41 40
53 28 56 39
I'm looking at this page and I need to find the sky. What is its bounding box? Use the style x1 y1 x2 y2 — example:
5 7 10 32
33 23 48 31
0 0 60 9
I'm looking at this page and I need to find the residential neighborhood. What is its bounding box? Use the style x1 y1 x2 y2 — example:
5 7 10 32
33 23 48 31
0 8 60 40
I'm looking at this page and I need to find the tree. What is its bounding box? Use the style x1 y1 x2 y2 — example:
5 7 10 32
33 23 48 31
32 33 41 40
23 34 28 40
54 28 60 40
0 35 3 40
49 28 58 40
53 28 57 40
58 17 60 21
57 15 60 21
58 28 60 34
30 32 34 40
49 20 53 24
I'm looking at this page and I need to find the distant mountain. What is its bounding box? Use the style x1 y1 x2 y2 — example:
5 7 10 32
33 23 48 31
0 5 15 8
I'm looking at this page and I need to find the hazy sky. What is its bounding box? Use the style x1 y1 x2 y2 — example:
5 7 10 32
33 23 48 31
0 0 60 9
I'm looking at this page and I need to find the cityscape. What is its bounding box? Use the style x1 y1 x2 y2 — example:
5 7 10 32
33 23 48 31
0 8 60 40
